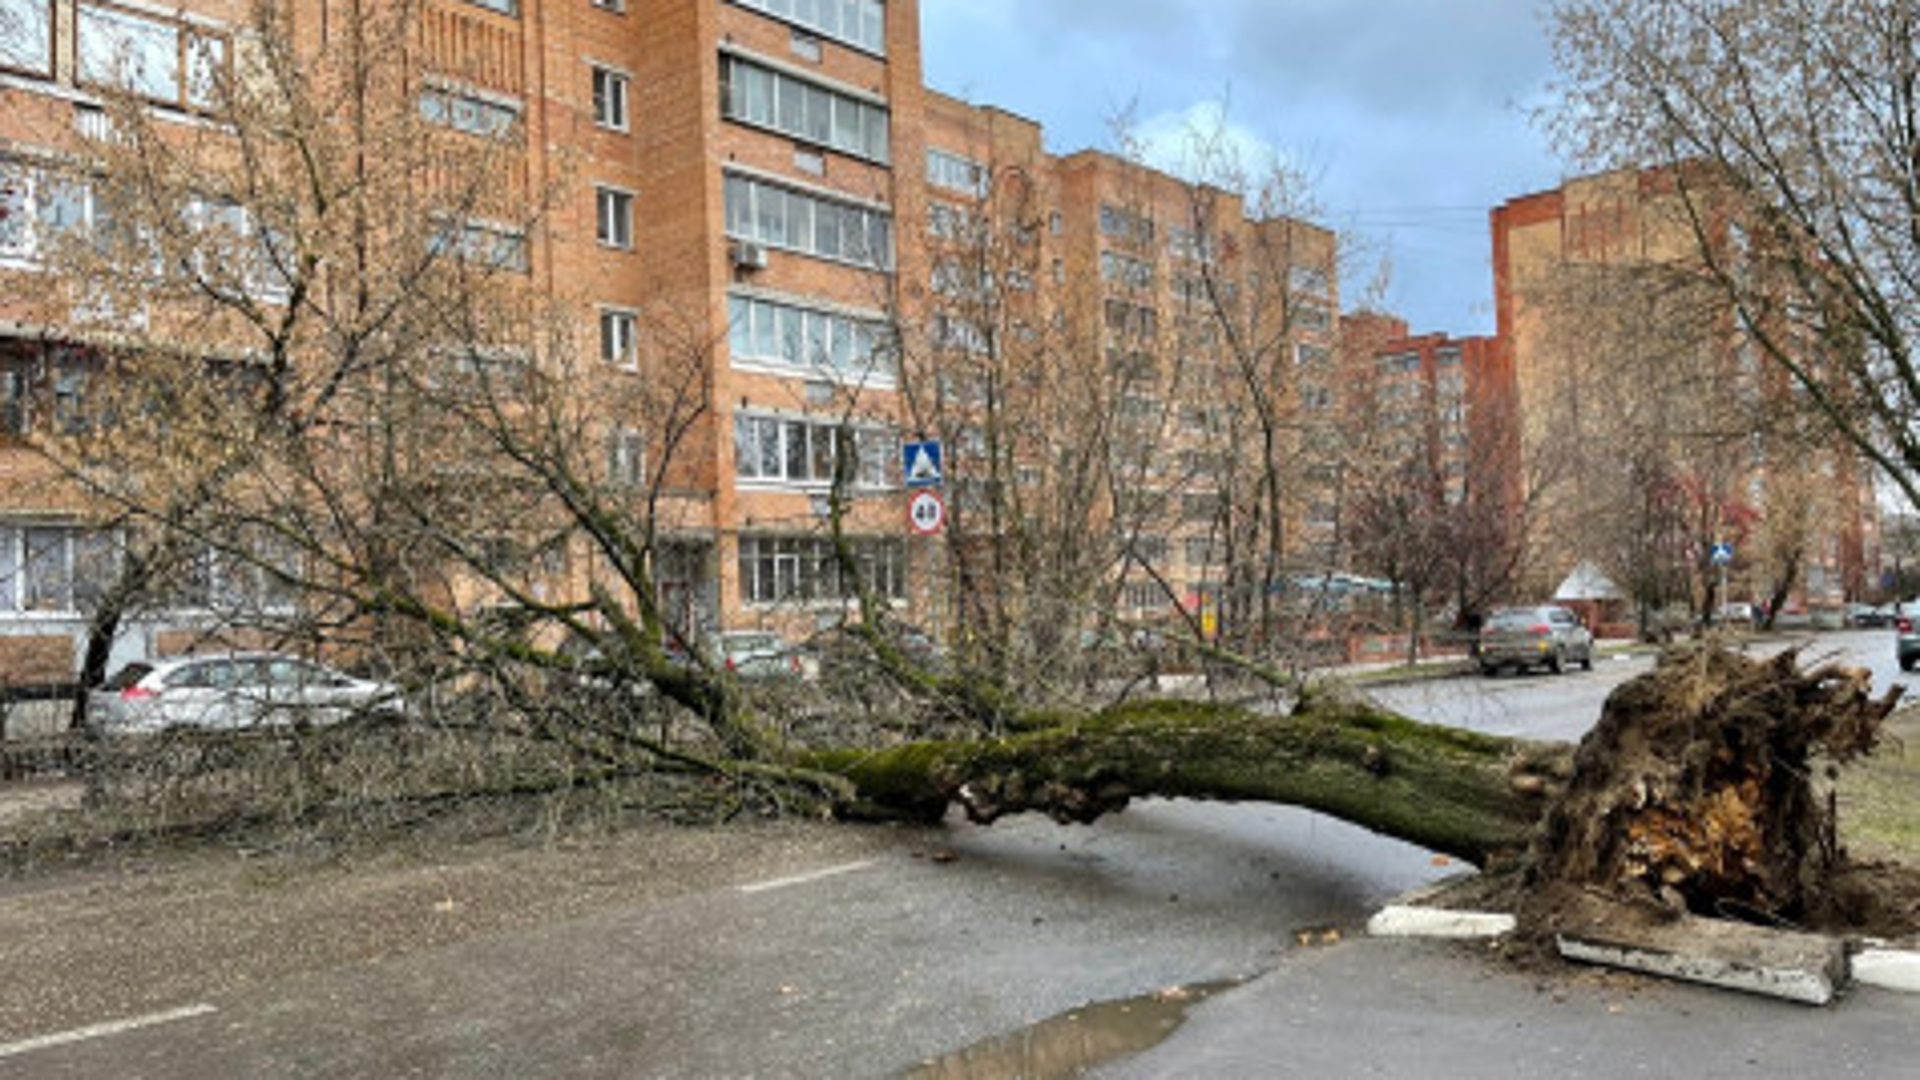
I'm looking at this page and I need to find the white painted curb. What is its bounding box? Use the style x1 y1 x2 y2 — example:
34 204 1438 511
1366 904 1516 940
1851 949 1920 994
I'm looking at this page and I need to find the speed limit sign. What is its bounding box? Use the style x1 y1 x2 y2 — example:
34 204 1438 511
907 489 947 536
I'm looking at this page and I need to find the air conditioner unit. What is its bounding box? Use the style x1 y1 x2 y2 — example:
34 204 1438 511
730 240 769 271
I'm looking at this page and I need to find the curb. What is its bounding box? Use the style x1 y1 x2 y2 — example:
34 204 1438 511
1367 901 1920 999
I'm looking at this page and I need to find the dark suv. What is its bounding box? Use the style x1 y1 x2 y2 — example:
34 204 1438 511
1477 605 1595 676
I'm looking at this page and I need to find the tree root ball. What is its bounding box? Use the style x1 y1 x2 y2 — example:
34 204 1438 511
1529 645 1901 924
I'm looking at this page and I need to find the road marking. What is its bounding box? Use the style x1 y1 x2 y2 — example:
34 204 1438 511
0 1004 218 1061
738 859 877 895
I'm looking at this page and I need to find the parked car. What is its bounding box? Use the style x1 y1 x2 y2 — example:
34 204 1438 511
89 653 406 734
714 631 806 679
1896 613 1920 672
1477 605 1595 676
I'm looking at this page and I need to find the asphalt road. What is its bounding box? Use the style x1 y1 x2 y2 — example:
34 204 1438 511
1366 628 1918 743
2 629 1912 1078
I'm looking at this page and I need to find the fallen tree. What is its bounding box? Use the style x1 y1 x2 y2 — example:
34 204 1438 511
810 644 1913 936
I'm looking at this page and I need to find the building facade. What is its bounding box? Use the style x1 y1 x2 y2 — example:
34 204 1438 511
1491 170 1879 614
0 0 1341 684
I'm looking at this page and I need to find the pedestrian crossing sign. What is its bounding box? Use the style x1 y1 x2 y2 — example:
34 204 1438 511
903 440 943 488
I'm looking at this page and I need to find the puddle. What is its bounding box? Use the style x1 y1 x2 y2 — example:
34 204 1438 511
898 980 1240 1080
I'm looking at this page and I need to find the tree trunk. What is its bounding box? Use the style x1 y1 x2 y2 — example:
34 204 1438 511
811 696 1572 868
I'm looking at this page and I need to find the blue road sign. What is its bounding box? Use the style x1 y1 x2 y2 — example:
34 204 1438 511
1710 542 1736 567
903 440 943 488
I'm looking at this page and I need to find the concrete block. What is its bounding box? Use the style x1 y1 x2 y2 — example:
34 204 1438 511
1851 949 1920 994
1556 915 1847 1006
1367 905 1516 940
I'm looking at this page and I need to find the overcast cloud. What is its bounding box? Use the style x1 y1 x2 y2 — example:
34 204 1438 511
920 0 1568 336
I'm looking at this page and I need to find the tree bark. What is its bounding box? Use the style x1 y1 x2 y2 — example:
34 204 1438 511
810 696 1572 868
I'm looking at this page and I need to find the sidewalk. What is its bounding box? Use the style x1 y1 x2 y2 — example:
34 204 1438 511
1097 936 1918 1079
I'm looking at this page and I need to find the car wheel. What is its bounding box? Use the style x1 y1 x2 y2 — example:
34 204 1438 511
1902 656 1915 673
1480 663 1500 677
1547 648 1564 675
1581 648 1594 672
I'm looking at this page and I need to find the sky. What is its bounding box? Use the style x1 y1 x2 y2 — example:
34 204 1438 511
919 0 1569 337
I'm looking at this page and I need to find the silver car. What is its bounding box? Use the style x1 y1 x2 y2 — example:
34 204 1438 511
90 653 405 733
1477 606 1595 676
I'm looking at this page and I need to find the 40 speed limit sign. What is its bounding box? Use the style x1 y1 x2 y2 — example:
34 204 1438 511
907 489 947 536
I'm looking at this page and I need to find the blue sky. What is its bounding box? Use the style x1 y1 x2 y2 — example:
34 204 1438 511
919 0 1567 337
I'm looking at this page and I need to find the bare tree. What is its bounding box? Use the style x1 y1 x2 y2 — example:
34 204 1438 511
1545 0 1920 510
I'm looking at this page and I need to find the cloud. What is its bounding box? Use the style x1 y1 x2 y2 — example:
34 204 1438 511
1128 100 1294 187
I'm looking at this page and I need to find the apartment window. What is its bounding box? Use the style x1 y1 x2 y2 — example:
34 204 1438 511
719 55 889 164
1100 251 1154 290
459 0 519 14
738 535 905 605
1185 537 1217 567
1296 343 1331 366
723 172 892 270
430 218 529 273
728 0 885 56
0 163 35 259
591 66 629 131
596 186 634 249
599 307 637 367
734 412 895 489
76 2 228 111
590 0 625 11
0 369 26 437
1098 204 1154 244
420 86 521 139
0 0 54 77
927 149 989 199
727 293 894 385
1289 264 1331 297
605 427 646 489
1122 582 1161 611
0 525 118 614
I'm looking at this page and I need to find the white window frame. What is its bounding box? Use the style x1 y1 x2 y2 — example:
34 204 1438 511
605 426 646 489
595 184 634 250
719 51 890 165
0 0 55 79
926 148 989 199
598 306 638 368
726 0 886 57
722 169 893 271
75 0 229 112
727 290 895 388
733 411 896 492
591 64 630 131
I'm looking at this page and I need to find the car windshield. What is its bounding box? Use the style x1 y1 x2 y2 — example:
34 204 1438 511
1486 611 1543 630
723 634 782 655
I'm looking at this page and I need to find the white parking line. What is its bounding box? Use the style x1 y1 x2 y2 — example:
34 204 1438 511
738 859 877 895
0 1004 218 1061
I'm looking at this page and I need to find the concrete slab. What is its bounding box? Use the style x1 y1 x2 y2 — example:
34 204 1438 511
1851 948 1920 994
1556 912 1847 1005
1366 904 1515 940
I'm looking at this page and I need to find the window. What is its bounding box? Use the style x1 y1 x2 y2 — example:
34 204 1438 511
1185 537 1217 566
719 55 889 164
420 86 521 139
738 535 905 605
596 186 634 249
599 307 637 367
0 0 54 77
460 0 519 14
0 525 117 614
1098 204 1153 244
1295 343 1330 366
926 149 989 199
1122 582 1161 611
591 66 629 131
0 369 25 437
1290 264 1331 297
728 0 886 56
590 0 625 11
723 172 892 270
0 162 35 259
430 219 529 272
76 2 227 111
734 412 895 489
606 427 646 488
727 293 894 385
1100 251 1154 289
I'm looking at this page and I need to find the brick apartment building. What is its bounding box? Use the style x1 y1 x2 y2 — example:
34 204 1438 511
1491 169 1879 612
0 0 1341 684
